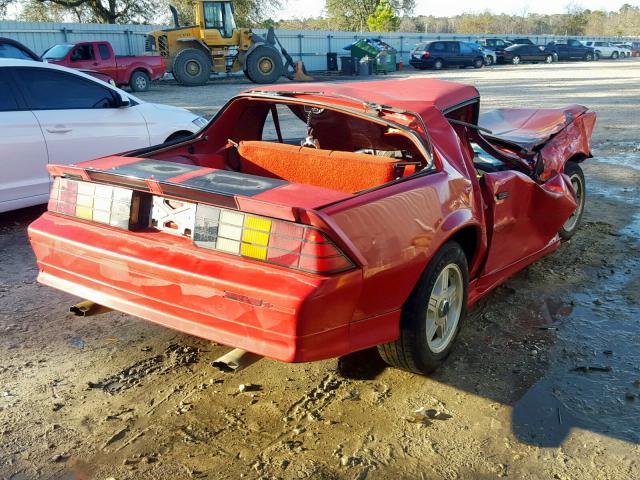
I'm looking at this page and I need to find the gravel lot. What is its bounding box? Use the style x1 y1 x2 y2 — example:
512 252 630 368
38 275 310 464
1 59 639 480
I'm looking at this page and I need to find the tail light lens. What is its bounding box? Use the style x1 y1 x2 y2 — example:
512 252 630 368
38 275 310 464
47 178 355 275
48 177 149 229
422 51 431 59
194 204 354 275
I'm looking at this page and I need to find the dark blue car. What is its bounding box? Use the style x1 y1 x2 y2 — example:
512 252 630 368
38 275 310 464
410 41 485 70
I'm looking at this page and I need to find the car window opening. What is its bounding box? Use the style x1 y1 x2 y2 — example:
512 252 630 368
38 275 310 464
147 99 431 195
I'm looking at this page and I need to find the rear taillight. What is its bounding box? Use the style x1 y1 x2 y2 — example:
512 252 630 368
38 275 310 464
194 204 354 275
48 178 355 275
48 177 149 229
422 52 431 59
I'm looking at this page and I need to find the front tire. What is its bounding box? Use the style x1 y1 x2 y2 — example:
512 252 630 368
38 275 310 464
173 48 212 86
584 52 594 61
559 161 586 240
378 242 468 375
612 51 619 59
245 46 283 84
545 54 554 63
129 70 150 92
512 55 521 65
473 57 484 68
433 58 444 70
484 55 493 66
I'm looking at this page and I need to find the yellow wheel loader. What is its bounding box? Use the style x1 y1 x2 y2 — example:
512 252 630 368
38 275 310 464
146 1 303 85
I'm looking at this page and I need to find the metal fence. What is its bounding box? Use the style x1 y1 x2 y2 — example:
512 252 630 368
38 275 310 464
1 20 638 70
0 21 157 56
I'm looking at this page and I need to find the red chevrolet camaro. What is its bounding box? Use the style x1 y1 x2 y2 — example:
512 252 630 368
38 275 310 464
29 78 595 374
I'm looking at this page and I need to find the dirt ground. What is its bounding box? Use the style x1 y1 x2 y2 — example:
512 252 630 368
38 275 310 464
1 60 640 480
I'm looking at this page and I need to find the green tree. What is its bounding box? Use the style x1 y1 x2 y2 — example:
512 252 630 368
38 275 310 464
367 0 400 31
326 0 413 31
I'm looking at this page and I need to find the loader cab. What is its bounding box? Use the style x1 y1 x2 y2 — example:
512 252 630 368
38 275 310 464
197 0 237 39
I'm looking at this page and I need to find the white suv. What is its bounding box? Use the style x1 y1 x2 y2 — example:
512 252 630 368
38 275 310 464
582 41 620 59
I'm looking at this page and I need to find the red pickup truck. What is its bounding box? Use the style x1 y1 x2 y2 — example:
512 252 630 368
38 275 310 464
43 41 165 92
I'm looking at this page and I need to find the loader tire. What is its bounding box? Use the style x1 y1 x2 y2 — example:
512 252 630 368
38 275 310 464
173 48 211 86
245 46 283 84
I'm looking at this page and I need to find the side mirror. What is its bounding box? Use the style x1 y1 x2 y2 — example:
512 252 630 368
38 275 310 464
116 92 130 107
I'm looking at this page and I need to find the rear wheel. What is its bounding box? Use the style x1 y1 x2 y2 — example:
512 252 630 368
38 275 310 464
245 46 283 84
612 51 619 59
433 58 444 70
484 55 493 66
378 242 468 375
594 51 601 60
545 54 554 63
584 52 594 61
173 48 212 86
473 57 484 68
129 70 150 92
559 161 586 240
512 55 521 65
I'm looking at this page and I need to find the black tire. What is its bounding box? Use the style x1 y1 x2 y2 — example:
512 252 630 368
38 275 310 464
484 55 493 66
173 48 212 86
612 51 619 59
594 52 601 61
433 58 444 70
129 70 150 92
377 241 469 375
512 55 521 65
559 161 586 240
545 55 554 63
473 57 484 68
245 46 283 84
584 52 594 61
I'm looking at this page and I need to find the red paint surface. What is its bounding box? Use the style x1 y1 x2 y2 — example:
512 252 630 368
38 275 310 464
29 79 595 363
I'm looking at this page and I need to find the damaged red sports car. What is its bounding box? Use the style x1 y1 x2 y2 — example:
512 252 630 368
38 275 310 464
28 78 596 374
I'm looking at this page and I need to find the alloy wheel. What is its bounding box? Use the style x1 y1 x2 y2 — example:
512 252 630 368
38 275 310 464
425 264 464 354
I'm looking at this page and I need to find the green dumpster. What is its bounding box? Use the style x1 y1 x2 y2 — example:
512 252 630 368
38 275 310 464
345 38 397 74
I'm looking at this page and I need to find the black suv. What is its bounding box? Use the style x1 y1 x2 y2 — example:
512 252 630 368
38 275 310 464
410 41 484 70
545 39 595 61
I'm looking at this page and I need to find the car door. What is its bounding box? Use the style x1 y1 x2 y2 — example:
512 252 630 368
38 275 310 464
527 46 543 61
567 40 583 59
478 167 576 278
459 42 476 65
0 69 50 212
96 42 118 79
13 66 150 166
445 42 461 65
68 43 100 70
553 42 567 59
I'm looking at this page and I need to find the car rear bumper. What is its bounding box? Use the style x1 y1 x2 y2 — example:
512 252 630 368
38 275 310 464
29 213 398 362
409 59 432 68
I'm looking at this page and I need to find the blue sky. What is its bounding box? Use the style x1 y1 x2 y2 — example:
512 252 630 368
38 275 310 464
277 0 640 19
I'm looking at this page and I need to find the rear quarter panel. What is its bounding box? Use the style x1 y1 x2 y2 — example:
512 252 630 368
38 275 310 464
114 56 166 83
323 169 480 321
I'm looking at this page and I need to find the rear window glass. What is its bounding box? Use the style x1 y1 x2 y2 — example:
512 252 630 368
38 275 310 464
98 44 110 60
